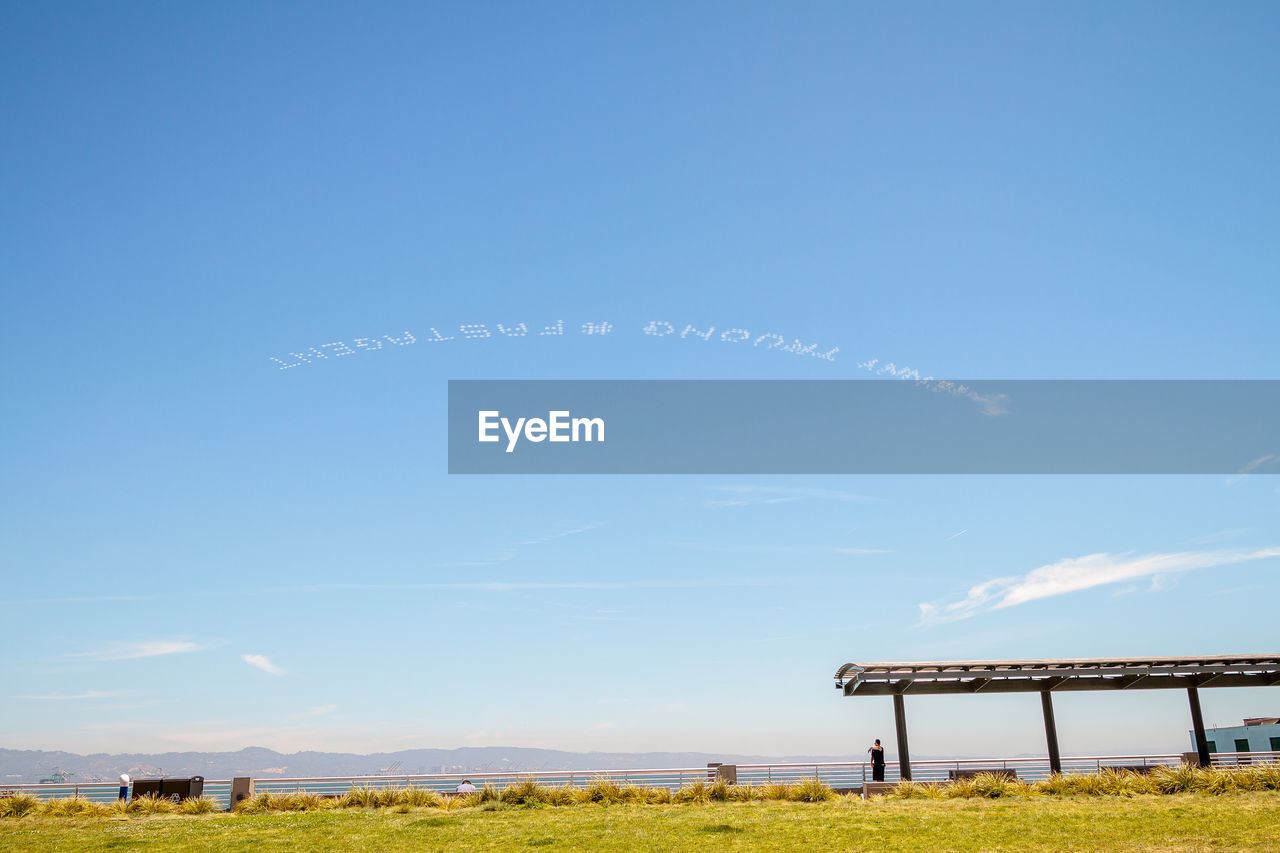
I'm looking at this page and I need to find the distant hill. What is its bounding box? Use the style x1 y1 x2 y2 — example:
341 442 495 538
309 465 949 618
0 746 874 784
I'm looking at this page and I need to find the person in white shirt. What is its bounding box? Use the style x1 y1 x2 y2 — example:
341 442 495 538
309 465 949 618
455 780 476 793
117 773 131 801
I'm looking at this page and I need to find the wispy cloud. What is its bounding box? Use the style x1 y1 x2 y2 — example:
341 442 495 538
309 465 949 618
945 529 968 541
87 698 179 712
1227 454 1278 485
1209 584 1265 597
672 542 890 555
1182 528 1250 547
147 724 316 748
18 594 160 605
919 547 1280 624
270 577 825 595
241 653 285 676
702 485 875 508
15 690 120 700
439 523 603 567
515 523 605 546
68 640 206 661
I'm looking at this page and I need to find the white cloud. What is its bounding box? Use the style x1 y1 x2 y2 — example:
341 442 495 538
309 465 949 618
69 640 206 661
919 547 1280 624
15 690 120 700
241 653 285 676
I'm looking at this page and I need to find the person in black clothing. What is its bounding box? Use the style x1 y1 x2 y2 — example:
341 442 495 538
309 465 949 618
868 739 886 782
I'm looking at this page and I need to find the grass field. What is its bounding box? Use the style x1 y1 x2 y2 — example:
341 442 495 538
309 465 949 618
3 794 1279 852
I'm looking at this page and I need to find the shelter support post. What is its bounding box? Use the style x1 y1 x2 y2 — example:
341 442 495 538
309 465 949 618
1186 685 1211 768
892 691 912 781
1040 690 1062 775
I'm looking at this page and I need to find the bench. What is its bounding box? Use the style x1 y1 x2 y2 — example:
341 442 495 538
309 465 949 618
947 769 1017 781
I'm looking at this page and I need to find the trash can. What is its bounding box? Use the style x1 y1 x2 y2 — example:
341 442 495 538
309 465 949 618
133 777 204 802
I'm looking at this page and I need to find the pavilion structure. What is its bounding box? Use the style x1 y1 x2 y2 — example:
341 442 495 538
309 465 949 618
834 654 1280 780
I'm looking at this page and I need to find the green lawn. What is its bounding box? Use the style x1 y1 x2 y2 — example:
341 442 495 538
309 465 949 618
3 795 1279 852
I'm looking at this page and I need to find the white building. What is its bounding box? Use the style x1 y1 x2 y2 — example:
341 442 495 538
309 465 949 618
1190 717 1280 754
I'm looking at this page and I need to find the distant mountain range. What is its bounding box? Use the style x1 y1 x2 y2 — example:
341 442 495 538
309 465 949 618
1 746 874 784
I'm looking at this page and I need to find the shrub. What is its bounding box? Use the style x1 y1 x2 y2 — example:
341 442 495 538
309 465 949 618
759 782 791 801
1250 763 1280 791
234 793 269 814
887 781 932 800
437 792 465 812
547 786 582 807
128 794 176 815
618 785 648 804
970 772 1010 799
43 796 113 818
0 794 40 818
644 787 673 805
404 787 444 808
708 780 732 802
338 788 378 809
501 780 550 807
177 797 219 815
673 780 709 804
943 777 977 799
1037 773 1070 796
266 793 303 811
374 788 404 808
790 778 836 803
583 779 625 805
1150 764 1201 795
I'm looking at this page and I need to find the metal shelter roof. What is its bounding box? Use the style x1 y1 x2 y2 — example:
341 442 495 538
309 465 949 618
835 654 1280 697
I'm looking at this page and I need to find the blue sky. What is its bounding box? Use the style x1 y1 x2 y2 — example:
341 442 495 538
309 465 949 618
2 2 1278 759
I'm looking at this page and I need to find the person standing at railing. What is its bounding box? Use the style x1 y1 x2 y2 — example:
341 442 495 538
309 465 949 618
117 773 131 801
868 740 886 782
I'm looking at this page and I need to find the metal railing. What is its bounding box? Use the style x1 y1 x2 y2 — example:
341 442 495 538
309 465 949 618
4 751 1276 808
738 753 1191 787
0 779 234 807
252 765 715 801
736 751 1279 787
1210 750 1280 767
